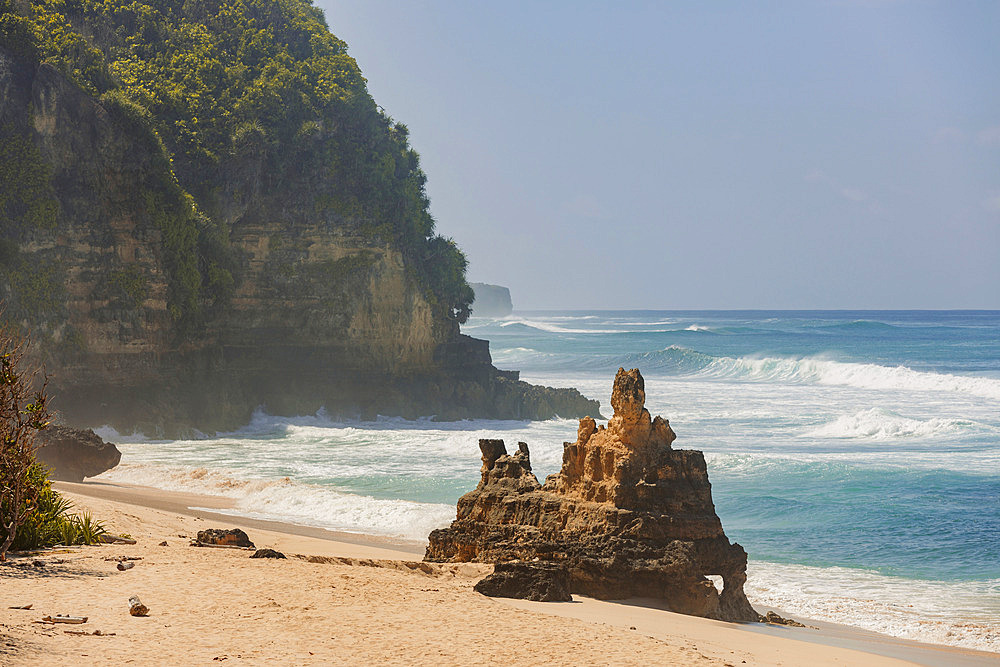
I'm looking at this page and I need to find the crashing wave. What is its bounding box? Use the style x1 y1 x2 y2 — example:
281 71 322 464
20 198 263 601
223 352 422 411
94 463 453 541
803 408 992 440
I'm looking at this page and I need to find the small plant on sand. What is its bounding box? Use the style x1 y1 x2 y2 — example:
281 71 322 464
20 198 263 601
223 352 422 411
71 511 108 544
0 327 51 560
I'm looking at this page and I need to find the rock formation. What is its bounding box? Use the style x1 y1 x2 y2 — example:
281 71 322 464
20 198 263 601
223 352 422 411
469 283 513 318
34 426 122 483
426 368 760 622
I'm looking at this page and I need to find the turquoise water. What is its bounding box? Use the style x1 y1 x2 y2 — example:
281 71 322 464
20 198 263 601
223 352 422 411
97 310 1000 650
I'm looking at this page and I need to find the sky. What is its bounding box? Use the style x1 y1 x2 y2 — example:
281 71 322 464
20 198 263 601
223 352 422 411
316 1 999 310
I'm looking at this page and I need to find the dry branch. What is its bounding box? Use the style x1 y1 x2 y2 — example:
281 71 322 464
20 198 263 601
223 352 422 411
189 540 254 550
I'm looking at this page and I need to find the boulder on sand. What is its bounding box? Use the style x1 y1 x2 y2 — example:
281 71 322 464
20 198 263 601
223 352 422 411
34 426 122 482
196 529 255 548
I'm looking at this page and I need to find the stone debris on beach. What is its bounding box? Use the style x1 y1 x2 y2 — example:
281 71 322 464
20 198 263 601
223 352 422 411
426 367 761 623
194 528 255 549
763 611 807 627
250 549 286 559
474 561 571 602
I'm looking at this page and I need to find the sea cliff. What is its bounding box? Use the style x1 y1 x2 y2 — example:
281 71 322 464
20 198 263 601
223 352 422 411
0 1 597 434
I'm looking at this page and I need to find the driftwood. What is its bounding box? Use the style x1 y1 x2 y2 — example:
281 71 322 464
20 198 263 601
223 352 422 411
128 595 149 617
100 535 137 545
65 629 115 636
41 615 88 624
116 561 135 571
189 540 254 550
8 604 32 609
103 556 142 562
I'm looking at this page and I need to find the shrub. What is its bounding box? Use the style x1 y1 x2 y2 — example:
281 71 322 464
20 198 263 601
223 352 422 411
0 328 51 560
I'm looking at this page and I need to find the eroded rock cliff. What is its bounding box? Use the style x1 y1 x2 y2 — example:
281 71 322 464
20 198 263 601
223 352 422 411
426 368 759 623
0 0 599 435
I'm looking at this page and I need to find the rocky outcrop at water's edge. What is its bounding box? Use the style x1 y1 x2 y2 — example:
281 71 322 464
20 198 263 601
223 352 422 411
34 426 122 483
426 368 760 623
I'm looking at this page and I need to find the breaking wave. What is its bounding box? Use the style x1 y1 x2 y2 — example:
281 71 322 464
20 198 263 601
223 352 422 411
495 344 1000 400
803 408 994 440
94 463 454 541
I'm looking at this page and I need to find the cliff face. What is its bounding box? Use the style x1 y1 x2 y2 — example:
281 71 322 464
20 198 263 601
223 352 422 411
426 368 759 623
0 1 599 435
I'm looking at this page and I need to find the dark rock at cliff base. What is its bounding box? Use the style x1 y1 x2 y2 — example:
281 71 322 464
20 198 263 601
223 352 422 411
196 529 255 548
763 611 806 627
425 368 760 623
474 561 571 602
34 426 122 482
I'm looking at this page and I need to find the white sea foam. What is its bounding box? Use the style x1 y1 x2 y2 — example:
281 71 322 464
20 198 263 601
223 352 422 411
747 561 1000 653
94 463 454 541
696 354 1000 400
495 343 1000 401
802 408 992 440
498 319 629 334
93 425 154 443
704 449 1000 476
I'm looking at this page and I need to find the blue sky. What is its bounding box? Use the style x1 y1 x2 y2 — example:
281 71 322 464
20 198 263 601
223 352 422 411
316 1 999 309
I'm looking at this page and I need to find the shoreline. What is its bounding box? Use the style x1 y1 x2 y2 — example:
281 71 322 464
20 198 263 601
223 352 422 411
0 480 985 665
53 480 426 559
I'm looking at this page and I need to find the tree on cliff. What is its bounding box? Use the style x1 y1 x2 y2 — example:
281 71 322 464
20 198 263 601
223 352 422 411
0 0 474 328
0 328 51 561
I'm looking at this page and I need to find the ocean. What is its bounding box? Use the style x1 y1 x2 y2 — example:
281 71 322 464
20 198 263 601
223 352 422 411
94 310 1000 652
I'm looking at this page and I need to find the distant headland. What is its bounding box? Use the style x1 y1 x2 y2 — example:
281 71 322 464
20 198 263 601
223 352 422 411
470 283 513 318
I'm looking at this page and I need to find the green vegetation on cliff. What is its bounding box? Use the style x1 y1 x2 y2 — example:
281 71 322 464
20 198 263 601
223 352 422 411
0 0 473 326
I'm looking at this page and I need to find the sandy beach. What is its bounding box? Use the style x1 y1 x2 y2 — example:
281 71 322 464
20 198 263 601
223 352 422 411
0 481 995 666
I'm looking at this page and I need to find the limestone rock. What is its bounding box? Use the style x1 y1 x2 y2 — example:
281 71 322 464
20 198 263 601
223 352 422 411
474 562 571 602
425 368 759 622
196 529 255 548
34 426 122 482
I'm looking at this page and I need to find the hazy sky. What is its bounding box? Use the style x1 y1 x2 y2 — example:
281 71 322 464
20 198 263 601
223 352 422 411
316 1 999 309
